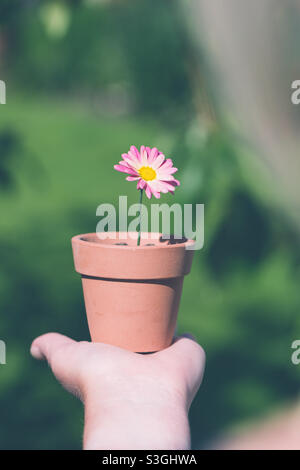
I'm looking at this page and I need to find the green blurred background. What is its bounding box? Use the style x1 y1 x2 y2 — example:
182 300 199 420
0 0 300 449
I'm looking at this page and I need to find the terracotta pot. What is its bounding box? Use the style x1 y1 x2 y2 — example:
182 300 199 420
71 232 195 352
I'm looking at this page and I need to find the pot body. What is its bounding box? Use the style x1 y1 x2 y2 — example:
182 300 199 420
72 232 194 352
81 276 183 352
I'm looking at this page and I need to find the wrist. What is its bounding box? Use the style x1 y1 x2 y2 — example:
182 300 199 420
83 392 190 450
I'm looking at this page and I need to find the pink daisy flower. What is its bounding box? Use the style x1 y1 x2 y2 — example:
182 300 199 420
114 145 180 199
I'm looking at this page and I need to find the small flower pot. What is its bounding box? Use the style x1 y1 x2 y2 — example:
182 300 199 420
71 232 195 352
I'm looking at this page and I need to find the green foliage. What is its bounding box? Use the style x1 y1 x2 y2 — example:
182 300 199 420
0 94 299 449
0 95 165 448
113 0 192 116
6 0 191 117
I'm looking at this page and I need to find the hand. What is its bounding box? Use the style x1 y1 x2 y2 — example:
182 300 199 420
30 333 205 450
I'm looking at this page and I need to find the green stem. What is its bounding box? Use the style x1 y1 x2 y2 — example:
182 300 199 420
137 189 143 246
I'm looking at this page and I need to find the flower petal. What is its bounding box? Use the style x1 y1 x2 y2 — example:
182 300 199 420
146 183 161 199
145 184 152 199
115 146 180 196
137 179 146 190
122 153 140 169
161 180 180 191
118 160 131 168
140 149 148 166
152 153 165 169
159 158 173 169
148 147 159 164
114 164 139 176
126 176 140 181
130 146 140 158
156 168 178 179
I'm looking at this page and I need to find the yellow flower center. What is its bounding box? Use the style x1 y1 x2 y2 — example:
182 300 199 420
139 166 156 181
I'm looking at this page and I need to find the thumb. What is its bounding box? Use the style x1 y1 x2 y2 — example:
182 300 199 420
30 332 76 363
166 335 206 403
30 333 80 393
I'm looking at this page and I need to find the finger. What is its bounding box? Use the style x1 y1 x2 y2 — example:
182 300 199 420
171 335 205 372
30 332 76 364
166 335 206 393
31 333 82 395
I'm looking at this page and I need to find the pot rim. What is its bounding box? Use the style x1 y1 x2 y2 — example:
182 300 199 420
72 232 195 251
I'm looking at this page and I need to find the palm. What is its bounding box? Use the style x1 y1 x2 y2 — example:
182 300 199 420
31 333 205 409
